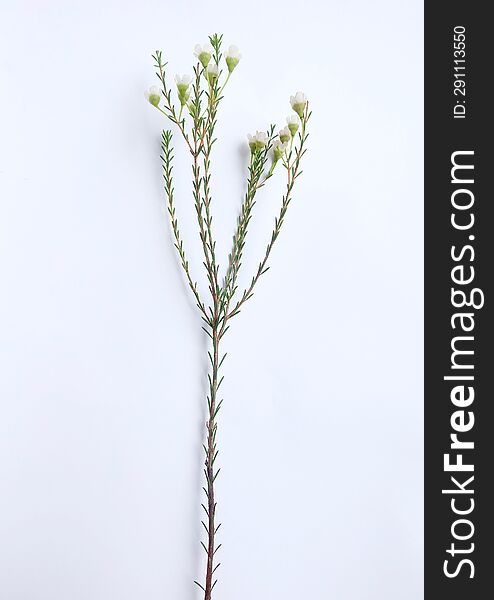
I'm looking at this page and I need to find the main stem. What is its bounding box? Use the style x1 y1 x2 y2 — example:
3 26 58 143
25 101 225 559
201 66 223 600
204 324 220 600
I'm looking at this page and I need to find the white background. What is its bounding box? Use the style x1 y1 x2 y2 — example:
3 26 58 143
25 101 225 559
0 1 423 599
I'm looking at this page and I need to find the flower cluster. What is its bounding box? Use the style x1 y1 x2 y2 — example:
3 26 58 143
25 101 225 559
146 40 242 115
194 41 241 75
146 41 307 182
248 91 307 177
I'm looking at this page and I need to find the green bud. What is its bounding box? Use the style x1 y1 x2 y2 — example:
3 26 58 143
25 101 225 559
179 91 190 106
292 103 305 118
206 64 219 84
273 147 283 162
225 46 241 73
288 123 298 136
195 44 214 68
273 140 287 163
279 127 291 144
226 56 239 73
289 93 307 119
198 52 212 68
247 131 268 153
145 86 162 107
188 102 197 117
177 86 190 106
175 75 192 107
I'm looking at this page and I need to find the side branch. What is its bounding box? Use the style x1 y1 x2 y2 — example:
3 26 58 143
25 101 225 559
161 130 210 323
153 51 194 154
190 66 219 315
220 127 275 321
226 107 311 321
201 71 222 304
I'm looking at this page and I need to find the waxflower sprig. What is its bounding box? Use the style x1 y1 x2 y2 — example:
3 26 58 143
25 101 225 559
146 33 310 600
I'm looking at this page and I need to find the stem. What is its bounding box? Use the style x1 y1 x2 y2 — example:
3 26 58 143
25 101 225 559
200 37 224 599
203 324 221 600
217 71 231 97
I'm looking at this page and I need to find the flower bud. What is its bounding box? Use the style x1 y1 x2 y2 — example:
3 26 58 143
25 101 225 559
225 45 241 73
279 126 291 144
194 43 213 68
187 99 197 117
206 63 219 84
286 114 300 137
290 91 307 118
247 131 268 153
175 74 192 106
144 85 162 107
272 139 287 163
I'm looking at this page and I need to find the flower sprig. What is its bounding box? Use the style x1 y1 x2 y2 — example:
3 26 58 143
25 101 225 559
146 33 310 600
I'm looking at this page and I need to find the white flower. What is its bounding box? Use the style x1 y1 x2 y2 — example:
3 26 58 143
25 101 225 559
144 85 162 107
247 130 268 152
286 114 300 136
175 74 192 105
286 114 300 125
290 91 307 118
267 139 288 175
194 43 213 68
279 126 291 143
272 138 287 161
206 63 219 83
225 45 241 72
175 74 192 88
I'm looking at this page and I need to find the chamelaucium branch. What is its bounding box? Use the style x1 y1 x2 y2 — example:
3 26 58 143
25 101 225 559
146 33 310 600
